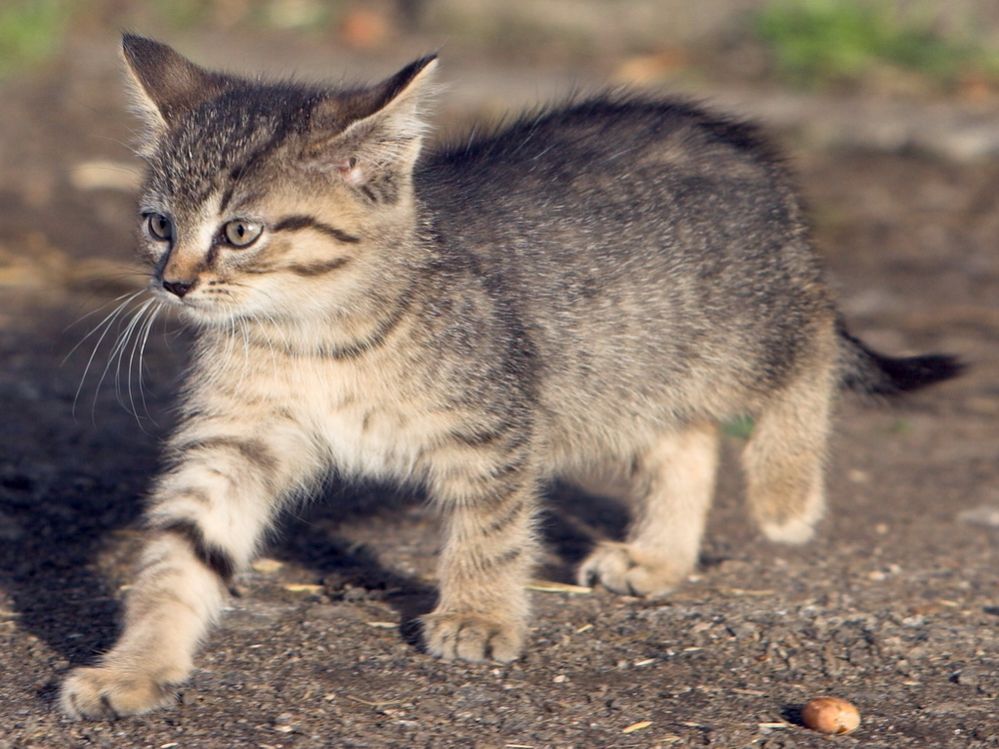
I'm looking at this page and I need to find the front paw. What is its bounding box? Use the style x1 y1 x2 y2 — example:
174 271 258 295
60 666 177 720
422 611 525 663
578 541 690 597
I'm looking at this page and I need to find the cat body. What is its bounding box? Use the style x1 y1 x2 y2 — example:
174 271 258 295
60 36 958 719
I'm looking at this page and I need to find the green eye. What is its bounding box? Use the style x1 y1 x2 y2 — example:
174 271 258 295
146 213 172 241
223 220 263 248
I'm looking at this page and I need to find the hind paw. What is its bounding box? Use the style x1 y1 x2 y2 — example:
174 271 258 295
578 542 691 598
60 666 178 720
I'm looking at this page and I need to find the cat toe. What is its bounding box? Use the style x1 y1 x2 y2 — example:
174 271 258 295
578 542 688 598
422 611 524 663
60 667 176 720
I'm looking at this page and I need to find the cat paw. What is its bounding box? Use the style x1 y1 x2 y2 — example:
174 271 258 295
578 541 690 597
60 666 177 720
421 611 524 663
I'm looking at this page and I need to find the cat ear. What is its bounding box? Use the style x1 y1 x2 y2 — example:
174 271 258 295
121 34 231 135
305 55 439 187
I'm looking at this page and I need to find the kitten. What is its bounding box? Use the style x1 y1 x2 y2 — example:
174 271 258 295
60 34 960 719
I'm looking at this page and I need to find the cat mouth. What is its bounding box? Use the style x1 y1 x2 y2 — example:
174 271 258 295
149 285 232 319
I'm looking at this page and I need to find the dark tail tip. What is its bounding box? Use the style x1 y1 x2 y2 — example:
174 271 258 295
837 318 965 397
864 352 965 396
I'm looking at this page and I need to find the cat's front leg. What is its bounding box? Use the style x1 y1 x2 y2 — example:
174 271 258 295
422 443 540 663
60 417 318 719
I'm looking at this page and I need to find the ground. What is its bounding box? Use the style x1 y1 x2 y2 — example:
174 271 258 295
1 27 997 749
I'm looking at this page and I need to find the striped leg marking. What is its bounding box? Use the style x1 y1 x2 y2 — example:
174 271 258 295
61 420 318 720
423 450 540 663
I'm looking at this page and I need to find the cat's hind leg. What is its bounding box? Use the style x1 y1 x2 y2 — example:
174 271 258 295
742 355 835 544
578 422 719 597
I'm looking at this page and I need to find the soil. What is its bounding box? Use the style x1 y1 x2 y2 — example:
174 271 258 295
1 33 997 749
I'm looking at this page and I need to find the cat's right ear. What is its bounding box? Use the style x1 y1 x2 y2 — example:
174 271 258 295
303 55 439 187
121 34 229 139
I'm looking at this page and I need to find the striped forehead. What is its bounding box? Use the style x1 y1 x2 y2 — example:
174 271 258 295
147 93 301 207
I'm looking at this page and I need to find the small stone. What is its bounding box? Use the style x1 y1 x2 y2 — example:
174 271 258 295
802 696 860 735
957 505 999 528
0 511 23 542
954 668 981 687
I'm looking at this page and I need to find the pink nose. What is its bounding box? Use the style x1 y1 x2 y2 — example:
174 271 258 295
162 279 194 298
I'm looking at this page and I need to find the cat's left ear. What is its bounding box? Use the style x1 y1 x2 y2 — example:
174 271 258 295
121 34 232 138
305 55 438 187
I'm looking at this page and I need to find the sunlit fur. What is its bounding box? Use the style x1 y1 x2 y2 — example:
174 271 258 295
60 35 961 720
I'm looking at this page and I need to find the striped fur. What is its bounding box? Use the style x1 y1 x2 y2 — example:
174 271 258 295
60 35 960 719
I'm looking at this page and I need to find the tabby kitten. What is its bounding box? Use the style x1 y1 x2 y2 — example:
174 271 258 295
60 35 959 719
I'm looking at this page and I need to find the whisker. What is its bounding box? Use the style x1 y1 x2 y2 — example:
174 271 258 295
125 300 158 424
71 293 144 417
101 298 154 419
137 305 161 425
63 289 140 333
64 290 144 363
239 314 251 388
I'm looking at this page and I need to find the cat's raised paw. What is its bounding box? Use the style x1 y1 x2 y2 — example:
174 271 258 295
422 611 524 663
578 541 689 598
60 666 176 720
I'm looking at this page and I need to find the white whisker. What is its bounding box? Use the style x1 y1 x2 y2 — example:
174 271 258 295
136 305 161 424
72 293 145 418
125 300 158 425
100 298 154 419
64 290 144 365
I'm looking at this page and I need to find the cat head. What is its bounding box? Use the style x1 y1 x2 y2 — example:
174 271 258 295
121 34 437 325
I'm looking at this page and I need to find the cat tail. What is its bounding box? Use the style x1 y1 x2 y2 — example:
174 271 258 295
835 317 964 397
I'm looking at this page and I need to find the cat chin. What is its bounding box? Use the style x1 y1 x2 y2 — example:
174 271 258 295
175 304 238 327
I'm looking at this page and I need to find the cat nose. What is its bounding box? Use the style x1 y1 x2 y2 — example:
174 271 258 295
162 279 195 298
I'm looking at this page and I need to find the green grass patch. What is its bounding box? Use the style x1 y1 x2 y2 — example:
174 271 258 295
146 0 333 32
0 0 69 78
722 414 755 440
755 0 999 89
148 0 209 29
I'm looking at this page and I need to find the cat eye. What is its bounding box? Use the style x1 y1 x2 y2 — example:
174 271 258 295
145 213 173 242
222 220 263 248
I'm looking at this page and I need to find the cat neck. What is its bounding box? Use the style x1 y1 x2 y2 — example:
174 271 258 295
198 277 419 363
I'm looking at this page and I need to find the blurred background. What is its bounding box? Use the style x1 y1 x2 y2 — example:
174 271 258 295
3 0 998 342
5 0 999 276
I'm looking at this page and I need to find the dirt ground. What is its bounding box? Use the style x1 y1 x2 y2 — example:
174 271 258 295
1 28 997 749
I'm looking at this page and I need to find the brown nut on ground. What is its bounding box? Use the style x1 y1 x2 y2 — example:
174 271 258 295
802 696 861 734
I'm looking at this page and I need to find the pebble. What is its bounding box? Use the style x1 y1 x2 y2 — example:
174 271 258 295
953 668 981 688
802 696 860 735
957 505 999 528
0 510 23 541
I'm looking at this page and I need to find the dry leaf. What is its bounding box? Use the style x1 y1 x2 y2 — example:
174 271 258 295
622 720 651 733
252 558 284 573
527 580 592 594
282 583 323 593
